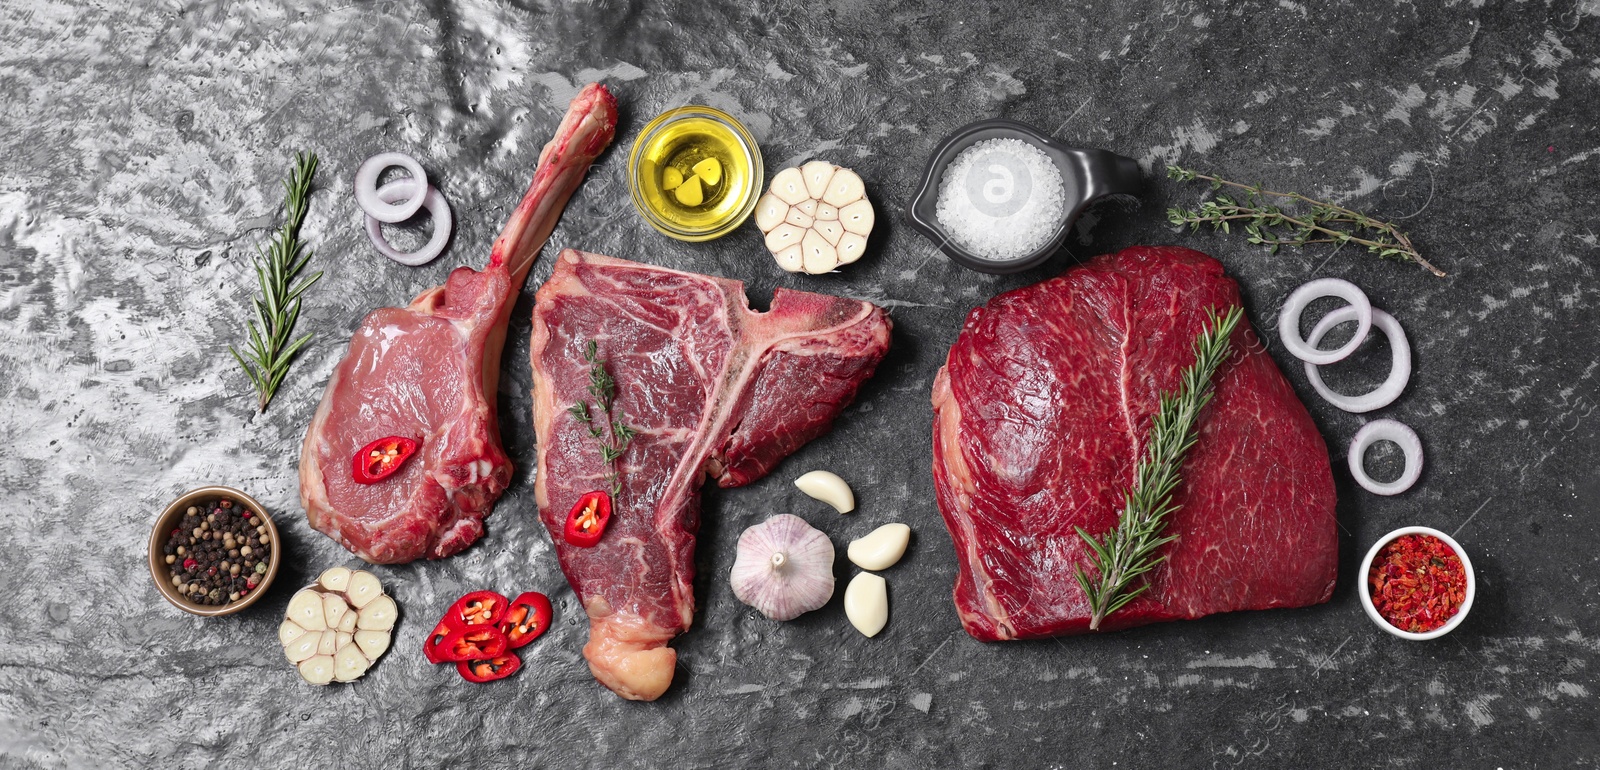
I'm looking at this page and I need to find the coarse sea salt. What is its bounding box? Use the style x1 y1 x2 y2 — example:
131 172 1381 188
934 138 1066 261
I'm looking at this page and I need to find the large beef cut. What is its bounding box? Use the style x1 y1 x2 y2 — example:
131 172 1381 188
299 84 617 564
531 250 891 700
931 245 1336 640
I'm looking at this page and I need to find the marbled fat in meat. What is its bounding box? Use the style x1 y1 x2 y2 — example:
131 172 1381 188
531 250 891 700
931 246 1337 640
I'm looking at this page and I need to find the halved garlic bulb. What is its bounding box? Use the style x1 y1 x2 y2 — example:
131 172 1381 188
281 571 395 686
755 160 873 274
730 514 836 621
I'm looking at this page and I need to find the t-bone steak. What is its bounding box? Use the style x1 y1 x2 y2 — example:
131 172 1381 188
931 245 1336 641
531 250 892 700
299 84 617 564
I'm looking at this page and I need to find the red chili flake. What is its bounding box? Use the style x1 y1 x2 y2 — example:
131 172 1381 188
1368 534 1467 633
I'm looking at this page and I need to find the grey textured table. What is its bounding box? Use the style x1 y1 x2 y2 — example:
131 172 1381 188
3 1 1598 767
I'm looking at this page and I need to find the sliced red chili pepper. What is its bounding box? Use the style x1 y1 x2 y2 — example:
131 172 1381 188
351 436 420 484
446 590 508 627
440 625 508 662
422 618 458 665
563 491 612 548
458 653 521 683
425 590 507 663
498 592 553 649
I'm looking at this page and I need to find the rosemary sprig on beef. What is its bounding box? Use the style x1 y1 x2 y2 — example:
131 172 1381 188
1166 165 1444 277
1073 305 1243 630
567 340 637 494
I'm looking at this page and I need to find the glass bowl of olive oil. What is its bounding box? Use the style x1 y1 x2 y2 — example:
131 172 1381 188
629 106 763 241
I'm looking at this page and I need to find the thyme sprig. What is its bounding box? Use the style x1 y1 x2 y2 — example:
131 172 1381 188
229 152 323 412
1073 305 1244 631
567 340 637 494
1166 165 1445 277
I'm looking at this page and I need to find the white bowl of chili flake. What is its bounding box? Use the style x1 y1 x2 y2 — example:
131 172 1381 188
1358 526 1475 640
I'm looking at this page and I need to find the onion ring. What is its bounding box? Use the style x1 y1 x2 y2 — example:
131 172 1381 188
1348 419 1423 495
363 180 452 267
355 152 428 223
1277 278 1373 364
1303 305 1411 413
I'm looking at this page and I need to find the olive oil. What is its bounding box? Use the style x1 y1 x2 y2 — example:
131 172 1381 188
630 107 762 241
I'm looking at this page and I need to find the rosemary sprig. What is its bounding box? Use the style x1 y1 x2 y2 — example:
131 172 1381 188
1166 165 1445 277
1073 305 1244 631
568 340 636 495
229 152 323 412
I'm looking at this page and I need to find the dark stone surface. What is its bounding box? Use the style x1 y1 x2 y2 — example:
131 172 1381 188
2 0 1597 766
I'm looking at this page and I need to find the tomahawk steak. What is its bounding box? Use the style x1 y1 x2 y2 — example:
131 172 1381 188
932 245 1336 640
531 250 892 700
299 84 617 564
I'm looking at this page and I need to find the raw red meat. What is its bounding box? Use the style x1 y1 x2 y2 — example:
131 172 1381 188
299 84 618 564
931 246 1336 640
531 250 891 700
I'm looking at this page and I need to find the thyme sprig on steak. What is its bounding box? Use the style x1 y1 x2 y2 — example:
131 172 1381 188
1166 165 1444 277
567 340 637 495
1073 305 1243 630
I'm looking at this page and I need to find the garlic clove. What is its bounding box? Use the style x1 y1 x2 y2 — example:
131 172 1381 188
785 206 815 229
838 199 875 236
356 594 397 631
764 223 806 254
794 470 854 513
662 166 684 191
754 193 788 232
847 523 911 571
317 567 352 593
844 572 889 638
335 631 354 651
278 620 308 646
822 168 866 208
337 609 358 634
801 160 837 200
730 514 836 621
345 571 382 609
692 157 722 186
322 593 349 631
299 655 336 686
837 232 867 265
333 644 371 683
771 167 809 205
801 229 838 274
815 202 839 221
675 176 705 206
794 198 818 217
814 219 844 247
354 629 391 660
287 589 327 632
317 629 338 656
774 245 805 273
284 631 321 663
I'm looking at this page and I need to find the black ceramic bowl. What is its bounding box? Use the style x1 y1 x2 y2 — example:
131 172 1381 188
905 118 1143 275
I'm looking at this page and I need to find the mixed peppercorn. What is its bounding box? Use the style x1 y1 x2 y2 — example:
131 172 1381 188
1368 533 1467 633
161 497 272 606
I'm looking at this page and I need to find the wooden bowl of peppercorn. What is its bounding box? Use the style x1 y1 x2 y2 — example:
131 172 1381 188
148 486 282 617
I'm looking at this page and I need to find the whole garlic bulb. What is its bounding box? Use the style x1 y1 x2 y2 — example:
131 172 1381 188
730 514 835 621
